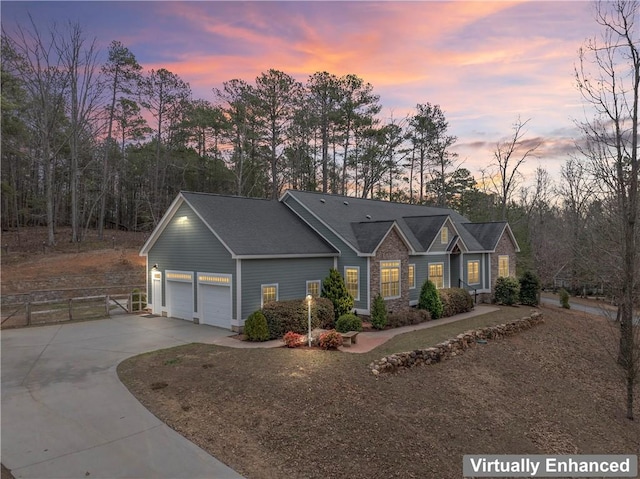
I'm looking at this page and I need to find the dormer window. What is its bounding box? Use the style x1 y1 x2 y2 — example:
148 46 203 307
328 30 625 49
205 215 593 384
440 226 449 244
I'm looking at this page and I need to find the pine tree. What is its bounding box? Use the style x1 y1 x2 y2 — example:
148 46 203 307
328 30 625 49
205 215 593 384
321 268 354 320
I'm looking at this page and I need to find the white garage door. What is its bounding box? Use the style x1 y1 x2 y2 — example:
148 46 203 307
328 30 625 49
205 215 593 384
166 271 194 320
200 284 231 328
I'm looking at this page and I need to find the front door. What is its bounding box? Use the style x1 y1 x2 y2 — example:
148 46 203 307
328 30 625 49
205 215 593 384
152 271 162 315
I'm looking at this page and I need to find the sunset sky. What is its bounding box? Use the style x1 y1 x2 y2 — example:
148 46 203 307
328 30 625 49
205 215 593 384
2 1 602 186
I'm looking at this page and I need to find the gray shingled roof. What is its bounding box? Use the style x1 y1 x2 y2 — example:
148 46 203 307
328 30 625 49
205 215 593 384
351 221 395 254
181 192 338 257
460 222 508 251
285 190 488 253
402 215 448 250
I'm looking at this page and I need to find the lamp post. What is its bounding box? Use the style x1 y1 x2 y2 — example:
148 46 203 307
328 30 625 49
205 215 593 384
306 294 312 347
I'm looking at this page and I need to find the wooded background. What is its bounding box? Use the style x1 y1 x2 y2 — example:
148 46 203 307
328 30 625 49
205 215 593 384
1 6 638 297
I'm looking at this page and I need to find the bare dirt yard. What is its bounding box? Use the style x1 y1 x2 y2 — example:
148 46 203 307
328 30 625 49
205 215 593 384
1 227 147 295
118 306 640 479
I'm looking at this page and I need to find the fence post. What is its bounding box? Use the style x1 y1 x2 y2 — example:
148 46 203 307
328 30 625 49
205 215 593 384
68 299 73 321
106 295 110 317
26 301 31 326
128 292 133 313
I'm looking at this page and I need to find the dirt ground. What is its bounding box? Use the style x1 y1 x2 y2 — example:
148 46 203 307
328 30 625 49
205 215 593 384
1 227 146 294
118 307 640 479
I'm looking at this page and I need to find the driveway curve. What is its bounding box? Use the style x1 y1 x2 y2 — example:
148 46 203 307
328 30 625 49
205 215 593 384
1 315 245 479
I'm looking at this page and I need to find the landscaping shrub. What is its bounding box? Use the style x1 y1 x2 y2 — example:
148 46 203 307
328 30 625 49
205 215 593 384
519 270 541 306
321 268 354 320
130 288 147 311
312 296 336 329
283 331 305 348
261 297 334 339
559 288 571 309
419 279 444 319
438 288 474 317
244 310 270 342
387 308 430 328
335 313 362 333
494 276 520 306
370 294 387 329
318 329 343 350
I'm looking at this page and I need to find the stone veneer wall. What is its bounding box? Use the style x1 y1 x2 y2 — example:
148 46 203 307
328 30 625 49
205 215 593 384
370 228 410 313
491 231 517 291
368 311 543 376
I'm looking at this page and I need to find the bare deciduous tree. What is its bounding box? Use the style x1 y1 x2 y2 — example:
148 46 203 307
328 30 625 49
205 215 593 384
489 117 541 220
576 0 639 420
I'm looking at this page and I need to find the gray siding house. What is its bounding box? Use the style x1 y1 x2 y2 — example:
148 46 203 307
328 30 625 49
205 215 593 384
140 190 520 330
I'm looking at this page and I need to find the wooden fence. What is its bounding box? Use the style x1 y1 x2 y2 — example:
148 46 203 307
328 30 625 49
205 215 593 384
1 291 148 329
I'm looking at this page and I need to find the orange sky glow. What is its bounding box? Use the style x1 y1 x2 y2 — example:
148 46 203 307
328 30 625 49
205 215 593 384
3 1 603 187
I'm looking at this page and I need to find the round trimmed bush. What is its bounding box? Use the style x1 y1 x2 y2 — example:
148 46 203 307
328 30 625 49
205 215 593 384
335 313 362 333
244 310 269 342
318 329 343 350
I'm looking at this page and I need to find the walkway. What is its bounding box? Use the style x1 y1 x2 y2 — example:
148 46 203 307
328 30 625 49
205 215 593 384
340 305 499 353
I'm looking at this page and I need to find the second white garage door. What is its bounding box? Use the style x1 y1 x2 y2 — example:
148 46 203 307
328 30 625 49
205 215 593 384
198 273 232 329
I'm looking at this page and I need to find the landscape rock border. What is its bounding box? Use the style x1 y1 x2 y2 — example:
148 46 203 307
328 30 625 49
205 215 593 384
368 311 544 376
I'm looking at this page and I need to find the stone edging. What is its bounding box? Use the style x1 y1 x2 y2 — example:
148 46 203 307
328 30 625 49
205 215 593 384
368 311 544 376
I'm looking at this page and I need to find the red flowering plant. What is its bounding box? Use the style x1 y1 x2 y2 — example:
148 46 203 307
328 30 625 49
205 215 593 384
283 331 305 348
318 329 343 350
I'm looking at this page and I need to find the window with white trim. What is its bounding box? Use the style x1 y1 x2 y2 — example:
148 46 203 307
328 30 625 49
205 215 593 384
498 255 510 277
306 280 321 298
344 267 359 301
408 264 416 289
467 260 480 284
380 261 401 299
440 226 449 244
261 284 278 306
428 263 444 289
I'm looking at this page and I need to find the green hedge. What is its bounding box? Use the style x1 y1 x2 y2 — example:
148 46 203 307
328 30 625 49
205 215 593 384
494 276 520 306
335 313 362 333
261 297 334 339
387 308 430 328
438 288 474 317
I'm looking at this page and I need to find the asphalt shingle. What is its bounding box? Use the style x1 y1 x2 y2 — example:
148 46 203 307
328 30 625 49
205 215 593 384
181 192 338 257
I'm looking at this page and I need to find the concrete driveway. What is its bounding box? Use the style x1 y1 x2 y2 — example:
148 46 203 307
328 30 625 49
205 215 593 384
1 315 245 479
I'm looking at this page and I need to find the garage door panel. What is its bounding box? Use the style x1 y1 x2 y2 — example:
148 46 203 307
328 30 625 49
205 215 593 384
200 284 231 329
167 281 193 320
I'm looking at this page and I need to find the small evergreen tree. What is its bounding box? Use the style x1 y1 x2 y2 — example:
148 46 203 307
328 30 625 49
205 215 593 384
494 276 520 306
244 310 270 341
370 294 387 329
558 288 570 309
419 279 443 319
321 268 354 320
519 271 541 306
